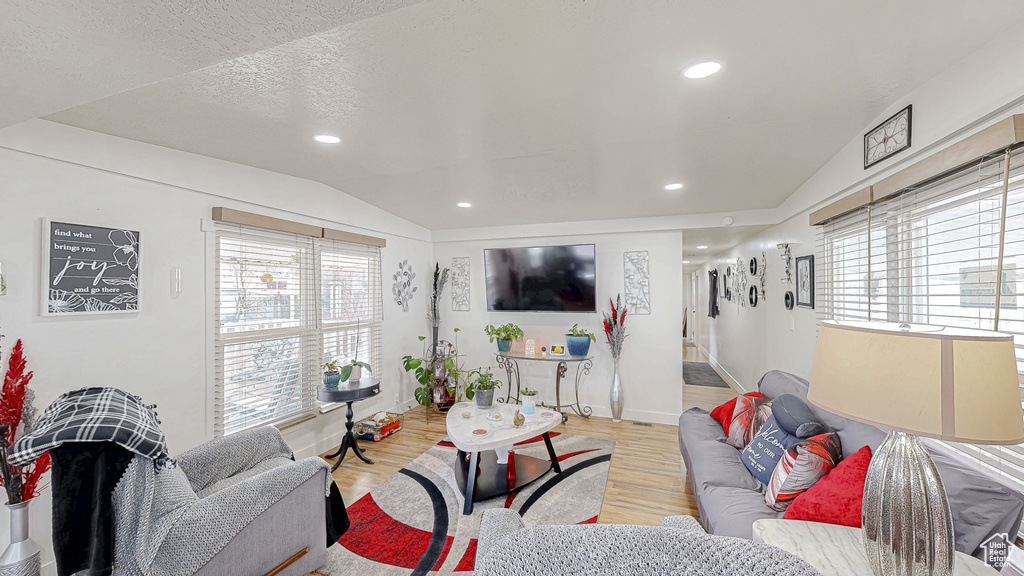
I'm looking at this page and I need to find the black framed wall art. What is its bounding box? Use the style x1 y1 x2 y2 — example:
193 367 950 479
795 255 814 309
42 219 141 316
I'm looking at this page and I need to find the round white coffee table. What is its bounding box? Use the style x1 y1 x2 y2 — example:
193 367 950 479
446 402 562 515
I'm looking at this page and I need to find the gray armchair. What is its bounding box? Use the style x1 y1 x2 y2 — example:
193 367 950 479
113 426 332 576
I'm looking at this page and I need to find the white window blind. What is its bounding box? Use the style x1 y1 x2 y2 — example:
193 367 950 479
214 223 383 436
818 145 1024 499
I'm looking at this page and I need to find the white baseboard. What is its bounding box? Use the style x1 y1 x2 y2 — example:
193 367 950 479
694 343 748 393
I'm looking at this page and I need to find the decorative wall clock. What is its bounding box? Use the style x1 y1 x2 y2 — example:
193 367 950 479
864 105 912 169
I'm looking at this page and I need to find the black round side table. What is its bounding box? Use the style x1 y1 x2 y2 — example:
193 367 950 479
318 379 381 471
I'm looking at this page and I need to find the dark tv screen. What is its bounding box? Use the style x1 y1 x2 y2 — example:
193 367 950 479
484 244 596 312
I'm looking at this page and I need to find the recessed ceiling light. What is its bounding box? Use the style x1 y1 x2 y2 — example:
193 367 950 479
457 202 472 208
664 183 684 191
314 134 341 144
682 260 691 264
682 61 722 79
696 245 708 250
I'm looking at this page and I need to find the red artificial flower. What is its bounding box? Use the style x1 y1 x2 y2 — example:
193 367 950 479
620 307 627 326
609 298 617 321
21 452 50 501
1 340 31 447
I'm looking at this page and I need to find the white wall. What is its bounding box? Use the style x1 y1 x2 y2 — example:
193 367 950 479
694 18 1024 393
432 230 684 425
0 120 432 573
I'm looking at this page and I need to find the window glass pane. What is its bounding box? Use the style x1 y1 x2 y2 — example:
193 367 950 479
217 236 306 334
221 335 304 435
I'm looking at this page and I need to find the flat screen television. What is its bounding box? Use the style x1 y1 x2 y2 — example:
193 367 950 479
484 244 596 312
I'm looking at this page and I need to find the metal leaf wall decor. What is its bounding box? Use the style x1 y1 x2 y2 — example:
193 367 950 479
392 260 417 312
451 257 470 311
624 251 651 315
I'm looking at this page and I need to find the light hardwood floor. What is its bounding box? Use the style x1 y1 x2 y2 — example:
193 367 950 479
324 345 734 527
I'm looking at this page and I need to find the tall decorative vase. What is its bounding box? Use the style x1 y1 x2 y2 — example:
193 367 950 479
610 358 623 423
0 501 41 576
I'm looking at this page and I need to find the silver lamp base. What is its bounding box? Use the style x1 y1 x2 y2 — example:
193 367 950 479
862 430 954 576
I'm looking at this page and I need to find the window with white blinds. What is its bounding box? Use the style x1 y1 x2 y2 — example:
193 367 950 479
818 145 1024 498
214 223 383 436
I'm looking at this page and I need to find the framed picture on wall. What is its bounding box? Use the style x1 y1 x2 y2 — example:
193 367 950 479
795 255 814 309
41 219 141 316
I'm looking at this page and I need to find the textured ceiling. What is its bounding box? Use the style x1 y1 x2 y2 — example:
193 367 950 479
32 0 1024 229
0 0 423 128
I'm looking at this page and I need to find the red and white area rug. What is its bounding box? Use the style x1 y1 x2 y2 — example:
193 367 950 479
321 432 615 575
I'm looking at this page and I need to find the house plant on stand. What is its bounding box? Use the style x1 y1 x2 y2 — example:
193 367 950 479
322 360 342 388
603 295 629 422
484 323 524 353
566 324 597 356
0 332 49 576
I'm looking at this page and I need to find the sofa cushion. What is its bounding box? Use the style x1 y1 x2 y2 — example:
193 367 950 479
710 392 764 437
699 485 783 539
766 432 842 511
771 394 828 438
784 445 872 527
757 370 884 458
679 409 762 493
726 395 772 450
741 416 800 485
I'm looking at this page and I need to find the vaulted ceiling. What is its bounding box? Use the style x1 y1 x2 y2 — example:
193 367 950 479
7 1 1024 230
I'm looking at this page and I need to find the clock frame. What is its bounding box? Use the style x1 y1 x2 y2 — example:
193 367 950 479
864 104 912 169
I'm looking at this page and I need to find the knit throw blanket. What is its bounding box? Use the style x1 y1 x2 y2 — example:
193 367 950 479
112 449 331 575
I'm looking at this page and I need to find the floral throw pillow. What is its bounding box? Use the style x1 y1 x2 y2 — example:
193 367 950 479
726 395 772 450
765 432 842 511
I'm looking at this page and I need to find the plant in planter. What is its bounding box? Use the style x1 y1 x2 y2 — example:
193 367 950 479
566 323 597 356
520 387 538 415
466 368 502 408
604 294 629 422
338 359 372 383
484 323 524 353
322 360 342 388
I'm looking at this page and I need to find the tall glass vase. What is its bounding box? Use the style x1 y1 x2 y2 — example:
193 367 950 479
610 358 623 423
0 501 41 576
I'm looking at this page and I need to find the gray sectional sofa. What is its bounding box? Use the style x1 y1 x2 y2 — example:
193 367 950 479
678 370 1024 562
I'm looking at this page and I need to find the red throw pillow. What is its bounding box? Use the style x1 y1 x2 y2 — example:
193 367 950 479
783 445 873 527
711 392 764 438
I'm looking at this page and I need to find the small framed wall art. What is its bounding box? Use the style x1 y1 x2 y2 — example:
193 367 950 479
795 255 814 309
41 219 141 316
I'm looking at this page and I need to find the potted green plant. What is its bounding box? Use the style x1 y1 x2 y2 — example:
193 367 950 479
466 368 502 408
521 387 538 415
338 359 372 384
322 360 342 388
566 323 597 356
485 323 524 353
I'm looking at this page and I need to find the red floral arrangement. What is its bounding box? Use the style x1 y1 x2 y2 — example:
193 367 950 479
603 294 629 359
0 337 50 503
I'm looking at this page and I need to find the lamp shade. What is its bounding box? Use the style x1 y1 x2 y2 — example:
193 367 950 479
809 321 1024 445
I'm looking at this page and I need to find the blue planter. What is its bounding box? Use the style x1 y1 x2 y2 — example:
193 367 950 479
323 372 341 388
497 339 512 353
566 335 592 356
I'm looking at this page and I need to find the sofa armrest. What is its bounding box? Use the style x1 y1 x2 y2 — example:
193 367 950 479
176 426 293 493
659 515 706 533
477 509 526 561
152 457 330 575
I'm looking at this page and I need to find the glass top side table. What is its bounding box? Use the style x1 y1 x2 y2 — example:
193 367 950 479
494 352 593 424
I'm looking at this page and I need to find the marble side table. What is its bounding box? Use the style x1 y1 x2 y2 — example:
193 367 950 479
752 519 998 576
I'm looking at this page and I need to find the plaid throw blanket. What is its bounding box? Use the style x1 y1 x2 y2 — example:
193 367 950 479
8 387 173 470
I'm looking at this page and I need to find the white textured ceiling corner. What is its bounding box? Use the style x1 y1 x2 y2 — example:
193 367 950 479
14 0 1024 230
0 0 424 128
